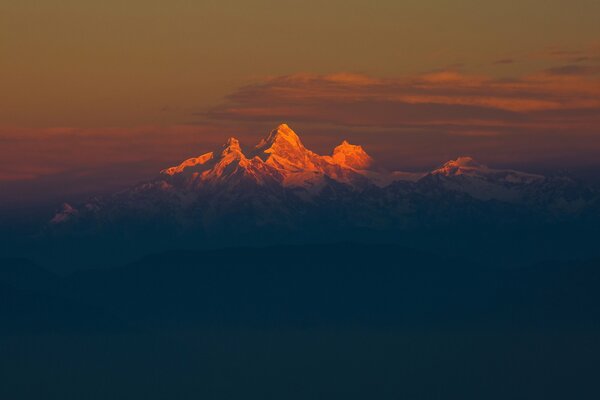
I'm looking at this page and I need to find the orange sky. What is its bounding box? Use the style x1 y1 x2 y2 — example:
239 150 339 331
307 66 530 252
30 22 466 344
1 1 600 205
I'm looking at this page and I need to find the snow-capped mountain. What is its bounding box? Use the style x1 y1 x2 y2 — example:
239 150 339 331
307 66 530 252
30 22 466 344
422 156 546 202
50 124 599 237
419 156 597 214
160 123 390 191
431 156 544 183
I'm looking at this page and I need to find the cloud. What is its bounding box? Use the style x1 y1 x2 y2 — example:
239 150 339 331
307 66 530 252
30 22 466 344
206 69 600 129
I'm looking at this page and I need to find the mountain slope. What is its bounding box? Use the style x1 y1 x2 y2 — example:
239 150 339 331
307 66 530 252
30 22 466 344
158 124 386 191
46 123 600 264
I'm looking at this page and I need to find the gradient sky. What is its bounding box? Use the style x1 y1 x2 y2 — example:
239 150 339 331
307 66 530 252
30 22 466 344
1 1 600 206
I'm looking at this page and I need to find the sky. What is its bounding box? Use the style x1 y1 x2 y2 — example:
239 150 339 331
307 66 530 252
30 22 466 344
1 0 600 206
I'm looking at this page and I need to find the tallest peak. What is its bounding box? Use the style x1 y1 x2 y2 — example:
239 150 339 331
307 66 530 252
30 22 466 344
257 123 304 151
272 123 298 139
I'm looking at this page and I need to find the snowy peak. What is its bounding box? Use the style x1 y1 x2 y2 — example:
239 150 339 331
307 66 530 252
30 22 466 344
431 156 544 184
50 203 78 224
426 156 547 201
158 127 547 197
331 140 374 170
160 124 416 191
258 123 305 151
223 137 242 153
253 124 322 173
192 136 283 187
432 156 487 177
221 137 244 158
161 152 214 176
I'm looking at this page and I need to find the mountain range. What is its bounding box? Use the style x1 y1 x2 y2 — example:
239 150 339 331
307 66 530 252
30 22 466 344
50 123 599 230
3 127 600 400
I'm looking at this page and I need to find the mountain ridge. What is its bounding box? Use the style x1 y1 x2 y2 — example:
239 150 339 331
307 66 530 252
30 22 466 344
48 124 600 253
159 124 386 190
157 124 554 193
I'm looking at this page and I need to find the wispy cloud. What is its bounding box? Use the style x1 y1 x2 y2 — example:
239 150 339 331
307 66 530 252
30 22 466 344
206 69 600 130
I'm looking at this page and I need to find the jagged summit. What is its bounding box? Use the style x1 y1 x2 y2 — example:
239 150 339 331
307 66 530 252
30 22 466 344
257 124 304 150
161 152 214 176
225 137 241 149
431 156 544 183
160 124 389 190
432 156 487 176
331 140 373 170
426 155 546 201
253 124 320 173
158 125 547 196
446 156 482 167
222 137 243 156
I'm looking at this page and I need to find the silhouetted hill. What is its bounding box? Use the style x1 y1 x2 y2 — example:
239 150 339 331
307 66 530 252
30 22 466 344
0 258 124 334
33 243 600 331
2 244 600 400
